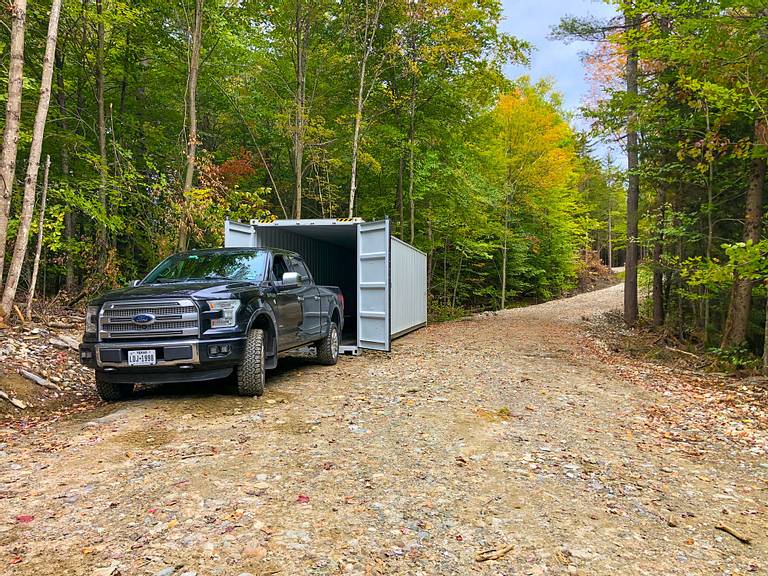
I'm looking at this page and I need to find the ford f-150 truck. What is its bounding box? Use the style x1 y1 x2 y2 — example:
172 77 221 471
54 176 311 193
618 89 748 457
79 248 343 401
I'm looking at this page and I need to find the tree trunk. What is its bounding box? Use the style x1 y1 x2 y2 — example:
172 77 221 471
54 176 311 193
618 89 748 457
76 0 87 128
1 0 62 319
607 194 613 268
652 188 665 327
501 198 508 310
26 156 50 321
95 0 108 253
704 106 714 342
397 140 404 238
347 0 384 218
55 44 76 292
442 238 448 305
721 118 766 348
624 11 640 325
426 201 433 292
292 0 309 220
452 252 463 308
0 0 28 287
763 285 768 375
407 74 416 244
348 57 367 218
178 0 204 251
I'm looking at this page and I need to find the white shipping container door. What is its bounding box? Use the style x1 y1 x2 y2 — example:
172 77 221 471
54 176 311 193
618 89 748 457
357 220 390 351
224 220 256 247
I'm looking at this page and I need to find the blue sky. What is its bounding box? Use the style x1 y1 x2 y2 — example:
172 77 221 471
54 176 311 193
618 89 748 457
500 0 618 148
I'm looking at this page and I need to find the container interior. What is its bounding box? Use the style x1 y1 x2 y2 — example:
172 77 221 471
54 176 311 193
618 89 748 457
252 224 358 347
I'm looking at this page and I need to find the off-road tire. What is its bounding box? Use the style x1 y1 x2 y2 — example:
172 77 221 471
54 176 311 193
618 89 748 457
315 322 339 366
237 328 266 396
95 372 135 402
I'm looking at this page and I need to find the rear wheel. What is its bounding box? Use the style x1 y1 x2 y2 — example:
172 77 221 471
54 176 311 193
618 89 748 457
95 372 134 402
237 328 266 396
315 322 339 366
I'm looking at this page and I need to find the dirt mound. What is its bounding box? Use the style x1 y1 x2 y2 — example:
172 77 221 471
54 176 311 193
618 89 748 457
570 250 617 295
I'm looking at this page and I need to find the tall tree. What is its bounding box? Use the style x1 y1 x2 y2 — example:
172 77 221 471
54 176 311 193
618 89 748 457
178 0 205 250
721 118 766 347
0 0 28 285
26 156 51 320
1 0 63 318
95 0 108 252
54 39 76 291
623 8 640 325
347 0 385 218
292 0 312 219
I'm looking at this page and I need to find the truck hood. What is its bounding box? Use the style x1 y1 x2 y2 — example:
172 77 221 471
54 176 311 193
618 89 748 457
90 280 260 305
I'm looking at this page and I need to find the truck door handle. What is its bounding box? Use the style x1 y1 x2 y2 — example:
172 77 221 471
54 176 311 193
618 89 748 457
313 296 320 301
297 296 304 302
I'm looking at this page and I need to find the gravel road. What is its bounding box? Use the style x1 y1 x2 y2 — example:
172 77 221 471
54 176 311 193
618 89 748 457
1 283 766 576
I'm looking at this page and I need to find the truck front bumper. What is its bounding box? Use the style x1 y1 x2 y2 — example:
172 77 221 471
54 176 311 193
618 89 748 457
79 337 247 383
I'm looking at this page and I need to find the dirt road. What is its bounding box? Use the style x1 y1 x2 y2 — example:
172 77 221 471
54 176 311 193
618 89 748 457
1 284 766 575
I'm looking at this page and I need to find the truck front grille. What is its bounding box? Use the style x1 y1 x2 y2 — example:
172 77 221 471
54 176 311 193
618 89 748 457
99 299 200 340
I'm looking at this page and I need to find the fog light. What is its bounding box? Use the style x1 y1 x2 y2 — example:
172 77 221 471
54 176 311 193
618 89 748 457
208 344 231 358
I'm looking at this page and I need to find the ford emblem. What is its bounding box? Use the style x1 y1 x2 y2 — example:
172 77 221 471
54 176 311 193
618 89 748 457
132 313 156 325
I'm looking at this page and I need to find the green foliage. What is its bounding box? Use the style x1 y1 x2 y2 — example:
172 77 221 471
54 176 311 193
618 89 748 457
682 240 768 292
708 344 761 371
0 0 615 314
428 301 469 323
563 0 768 358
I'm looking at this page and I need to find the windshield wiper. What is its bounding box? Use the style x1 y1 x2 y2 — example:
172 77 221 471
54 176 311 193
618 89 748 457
154 278 189 284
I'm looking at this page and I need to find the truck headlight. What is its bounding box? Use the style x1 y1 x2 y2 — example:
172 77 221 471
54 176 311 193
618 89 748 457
208 300 240 328
85 305 99 333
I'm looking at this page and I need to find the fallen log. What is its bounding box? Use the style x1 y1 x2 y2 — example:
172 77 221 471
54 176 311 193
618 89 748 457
0 390 27 409
664 346 699 359
19 369 61 392
715 523 752 545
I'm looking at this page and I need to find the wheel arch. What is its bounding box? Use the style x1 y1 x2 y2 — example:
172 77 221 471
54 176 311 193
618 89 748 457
330 305 341 332
248 311 278 368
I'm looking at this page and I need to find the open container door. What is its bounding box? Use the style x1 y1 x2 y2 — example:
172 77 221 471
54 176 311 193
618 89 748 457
357 219 391 351
224 219 256 247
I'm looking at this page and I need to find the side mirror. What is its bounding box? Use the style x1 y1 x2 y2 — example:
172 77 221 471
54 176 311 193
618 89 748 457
279 271 301 289
129 279 141 287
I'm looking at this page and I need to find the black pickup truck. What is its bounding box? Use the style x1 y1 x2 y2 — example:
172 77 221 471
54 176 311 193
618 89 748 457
79 248 344 401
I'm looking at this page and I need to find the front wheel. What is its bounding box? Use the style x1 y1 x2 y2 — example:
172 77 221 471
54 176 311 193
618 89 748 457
95 372 135 402
314 322 339 366
237 328 266 396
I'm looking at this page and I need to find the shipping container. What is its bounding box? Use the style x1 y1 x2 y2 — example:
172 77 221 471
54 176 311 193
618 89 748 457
224 218 427 354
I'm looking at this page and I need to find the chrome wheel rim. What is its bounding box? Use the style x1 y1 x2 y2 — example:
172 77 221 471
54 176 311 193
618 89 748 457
331 327 339 359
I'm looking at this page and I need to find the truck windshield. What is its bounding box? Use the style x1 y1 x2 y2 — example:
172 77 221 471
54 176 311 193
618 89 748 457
143 251 268 284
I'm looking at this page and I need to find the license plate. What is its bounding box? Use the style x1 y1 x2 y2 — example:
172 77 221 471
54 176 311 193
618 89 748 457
128 350 156 366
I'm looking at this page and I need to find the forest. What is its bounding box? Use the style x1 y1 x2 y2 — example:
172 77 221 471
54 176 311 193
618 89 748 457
0 0 619 315
557 0 768 370
1 0 767 370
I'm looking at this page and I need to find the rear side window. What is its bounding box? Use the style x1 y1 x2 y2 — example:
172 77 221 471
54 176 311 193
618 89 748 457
290 257 313 283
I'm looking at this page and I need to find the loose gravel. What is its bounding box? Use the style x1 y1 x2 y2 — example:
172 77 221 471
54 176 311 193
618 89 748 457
0 283 765 575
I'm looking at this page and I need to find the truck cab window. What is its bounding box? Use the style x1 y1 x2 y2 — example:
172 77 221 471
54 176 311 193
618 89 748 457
272 254 290 280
